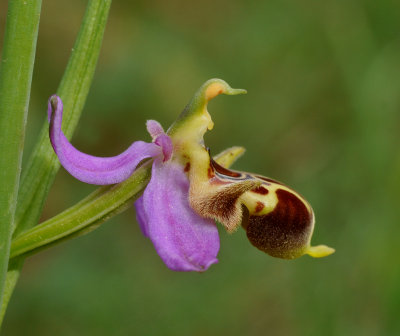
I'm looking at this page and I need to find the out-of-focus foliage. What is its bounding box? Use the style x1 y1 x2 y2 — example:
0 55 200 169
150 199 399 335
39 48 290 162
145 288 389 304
1 0 399 335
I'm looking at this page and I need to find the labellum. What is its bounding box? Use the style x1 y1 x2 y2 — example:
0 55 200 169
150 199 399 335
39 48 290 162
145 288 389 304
168 79 334 260
188 151 334 259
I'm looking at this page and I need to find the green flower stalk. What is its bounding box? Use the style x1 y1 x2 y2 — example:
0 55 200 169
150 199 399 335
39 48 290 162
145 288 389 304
0 0 112 326
0 0 42 309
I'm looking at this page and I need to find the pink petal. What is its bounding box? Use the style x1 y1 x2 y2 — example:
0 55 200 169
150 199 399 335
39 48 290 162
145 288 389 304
146 120 173 161
154 134 173 161
48 95 161 185
138 159 220 272
146 120 164 139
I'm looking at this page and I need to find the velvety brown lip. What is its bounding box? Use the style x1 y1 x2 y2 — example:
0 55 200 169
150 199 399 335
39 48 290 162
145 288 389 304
245 188 313 259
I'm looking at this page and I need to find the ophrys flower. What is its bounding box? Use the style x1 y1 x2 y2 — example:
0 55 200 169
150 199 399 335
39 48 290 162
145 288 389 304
48 79 334 272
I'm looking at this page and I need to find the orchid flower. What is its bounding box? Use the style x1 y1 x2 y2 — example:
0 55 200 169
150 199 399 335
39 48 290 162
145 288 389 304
48 79 334 272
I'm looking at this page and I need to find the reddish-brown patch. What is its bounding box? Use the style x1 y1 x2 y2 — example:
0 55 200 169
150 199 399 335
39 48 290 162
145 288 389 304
251 186 269 195
208 166 215 179
184 162 190 172
255 201 265 213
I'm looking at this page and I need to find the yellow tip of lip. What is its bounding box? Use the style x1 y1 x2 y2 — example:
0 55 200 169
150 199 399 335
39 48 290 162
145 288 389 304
306 245 335 258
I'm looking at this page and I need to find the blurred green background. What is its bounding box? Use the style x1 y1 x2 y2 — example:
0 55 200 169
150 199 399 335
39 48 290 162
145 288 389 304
1 0 400 335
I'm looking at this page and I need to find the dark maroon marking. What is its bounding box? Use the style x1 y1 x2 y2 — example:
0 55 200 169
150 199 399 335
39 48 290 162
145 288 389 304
255 175 284 186
245 189 312 259
255 201 264 213
184 162 190 172
251 186 269 195
207 165 215 179
209 156 242 178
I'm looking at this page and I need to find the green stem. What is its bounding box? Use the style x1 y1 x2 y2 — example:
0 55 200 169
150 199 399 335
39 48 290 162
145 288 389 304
10 164 151 260
0 0 42 309
0 0 112 326
15 0 113 237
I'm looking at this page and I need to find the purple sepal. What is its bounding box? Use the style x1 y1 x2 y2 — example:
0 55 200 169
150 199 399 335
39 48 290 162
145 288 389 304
135 160 220 272
48 95 161 185
134 196 148 237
